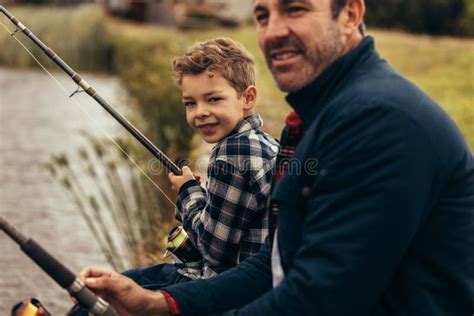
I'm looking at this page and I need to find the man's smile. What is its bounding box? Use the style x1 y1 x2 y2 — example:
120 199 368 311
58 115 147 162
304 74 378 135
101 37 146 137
269 47 303 68
271 49 300 61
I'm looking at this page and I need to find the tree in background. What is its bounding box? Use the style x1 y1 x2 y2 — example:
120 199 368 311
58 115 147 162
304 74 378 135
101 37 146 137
364 0 472 36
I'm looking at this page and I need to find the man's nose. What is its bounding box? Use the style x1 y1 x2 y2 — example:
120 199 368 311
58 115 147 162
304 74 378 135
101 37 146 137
264 13 290 43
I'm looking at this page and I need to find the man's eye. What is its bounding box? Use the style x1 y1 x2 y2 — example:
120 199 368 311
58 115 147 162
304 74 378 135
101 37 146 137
287 6 306 15
255 12 269 25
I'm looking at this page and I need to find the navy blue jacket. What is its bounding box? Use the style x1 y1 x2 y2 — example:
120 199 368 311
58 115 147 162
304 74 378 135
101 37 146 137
164 37 474 316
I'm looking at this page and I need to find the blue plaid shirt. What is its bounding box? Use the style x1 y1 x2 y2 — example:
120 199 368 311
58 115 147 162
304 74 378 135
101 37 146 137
175 114 279 279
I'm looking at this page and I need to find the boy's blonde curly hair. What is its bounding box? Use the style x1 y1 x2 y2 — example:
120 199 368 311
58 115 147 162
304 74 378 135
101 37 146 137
172 37 255 96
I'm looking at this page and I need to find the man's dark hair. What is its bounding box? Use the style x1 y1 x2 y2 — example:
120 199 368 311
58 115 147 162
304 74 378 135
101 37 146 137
331 0 366 35
331 0 348 17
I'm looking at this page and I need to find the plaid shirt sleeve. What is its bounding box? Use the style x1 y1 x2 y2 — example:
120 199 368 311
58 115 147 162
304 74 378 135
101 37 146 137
175 180 207 223
175 160 260 266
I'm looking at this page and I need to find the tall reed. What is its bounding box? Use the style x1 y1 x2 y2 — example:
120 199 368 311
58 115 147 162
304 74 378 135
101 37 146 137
46 133 177 270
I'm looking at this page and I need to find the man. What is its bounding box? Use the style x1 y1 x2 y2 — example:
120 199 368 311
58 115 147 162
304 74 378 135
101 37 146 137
79 0 474 315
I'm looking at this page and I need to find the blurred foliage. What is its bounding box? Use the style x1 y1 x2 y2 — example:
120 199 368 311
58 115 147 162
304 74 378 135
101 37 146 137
109 29 194 159
365 0 474 36
0 5 113 71
179 5 239 29
459 0 474 36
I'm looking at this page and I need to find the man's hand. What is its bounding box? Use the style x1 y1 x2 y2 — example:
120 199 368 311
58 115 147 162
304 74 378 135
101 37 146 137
168 166 199 194
78 267 171 316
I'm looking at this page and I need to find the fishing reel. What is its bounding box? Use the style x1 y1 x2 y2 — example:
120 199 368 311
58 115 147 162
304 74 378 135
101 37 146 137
165 226 202 263
11 298 51 316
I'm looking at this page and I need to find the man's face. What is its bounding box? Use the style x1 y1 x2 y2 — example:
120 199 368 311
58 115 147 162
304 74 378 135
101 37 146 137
254 0 345 92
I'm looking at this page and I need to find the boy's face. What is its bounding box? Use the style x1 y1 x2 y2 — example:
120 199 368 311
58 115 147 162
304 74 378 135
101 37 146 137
181 72 255 144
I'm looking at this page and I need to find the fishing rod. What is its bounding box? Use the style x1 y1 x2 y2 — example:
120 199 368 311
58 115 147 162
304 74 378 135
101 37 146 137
0 216 117 316
0 5 182 176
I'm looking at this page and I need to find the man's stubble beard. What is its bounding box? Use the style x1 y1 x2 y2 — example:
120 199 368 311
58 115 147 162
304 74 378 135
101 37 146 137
271 23 344 93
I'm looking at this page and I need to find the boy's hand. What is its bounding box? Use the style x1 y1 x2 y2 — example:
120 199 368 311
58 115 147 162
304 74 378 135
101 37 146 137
168 166 199 194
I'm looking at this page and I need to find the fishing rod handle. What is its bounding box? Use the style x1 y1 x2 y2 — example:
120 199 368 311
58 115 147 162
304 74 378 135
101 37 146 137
21 239 117 316
0 5 182 175
69 279 117 316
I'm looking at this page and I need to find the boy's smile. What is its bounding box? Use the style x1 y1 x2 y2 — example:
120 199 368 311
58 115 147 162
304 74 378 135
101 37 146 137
181 72 256 144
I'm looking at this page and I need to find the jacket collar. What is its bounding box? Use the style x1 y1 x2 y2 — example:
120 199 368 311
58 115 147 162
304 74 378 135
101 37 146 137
285 36 378 129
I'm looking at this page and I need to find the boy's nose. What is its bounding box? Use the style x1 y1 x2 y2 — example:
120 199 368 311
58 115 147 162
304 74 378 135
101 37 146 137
195 103 210 118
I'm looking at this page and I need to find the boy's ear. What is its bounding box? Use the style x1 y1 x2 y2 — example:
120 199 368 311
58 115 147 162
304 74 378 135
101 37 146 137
243 85 257 111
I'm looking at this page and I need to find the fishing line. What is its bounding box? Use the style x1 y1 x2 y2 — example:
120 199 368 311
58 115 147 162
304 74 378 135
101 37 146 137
0 21 175 207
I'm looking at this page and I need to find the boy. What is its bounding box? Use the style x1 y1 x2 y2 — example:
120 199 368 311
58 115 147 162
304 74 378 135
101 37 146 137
123 37 279 288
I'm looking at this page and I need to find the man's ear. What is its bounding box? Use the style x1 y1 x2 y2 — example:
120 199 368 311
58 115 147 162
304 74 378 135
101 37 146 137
340 0 365 35
243 85 257 111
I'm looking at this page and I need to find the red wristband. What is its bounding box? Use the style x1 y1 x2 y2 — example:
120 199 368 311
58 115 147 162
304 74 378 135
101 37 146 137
160 290 181 316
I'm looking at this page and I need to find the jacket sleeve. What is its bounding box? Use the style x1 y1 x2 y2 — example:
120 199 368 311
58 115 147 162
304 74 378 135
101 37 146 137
163 237 273 315
215 105 443 315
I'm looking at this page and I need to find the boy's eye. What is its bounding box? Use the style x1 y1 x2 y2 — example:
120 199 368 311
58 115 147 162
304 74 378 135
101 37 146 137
183 101 195 107
209 97 222 103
